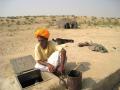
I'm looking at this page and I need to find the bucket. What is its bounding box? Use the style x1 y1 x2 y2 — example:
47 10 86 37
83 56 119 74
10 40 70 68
67 70 82 90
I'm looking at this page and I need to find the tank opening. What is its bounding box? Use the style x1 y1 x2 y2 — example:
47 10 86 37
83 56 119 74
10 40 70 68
17 69 43 88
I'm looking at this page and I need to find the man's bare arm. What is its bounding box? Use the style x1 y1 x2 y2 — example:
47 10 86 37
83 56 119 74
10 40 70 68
37 60 55 72
37 60 48 66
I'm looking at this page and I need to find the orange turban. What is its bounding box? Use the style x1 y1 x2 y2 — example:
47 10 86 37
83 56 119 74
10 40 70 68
34 28 50 39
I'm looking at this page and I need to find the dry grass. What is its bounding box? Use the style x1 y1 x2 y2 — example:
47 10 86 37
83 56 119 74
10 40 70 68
0 16 120 29
0 16 120 90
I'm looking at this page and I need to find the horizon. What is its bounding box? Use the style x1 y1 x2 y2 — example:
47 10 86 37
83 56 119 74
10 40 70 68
0 0 120 18
0 15 120 19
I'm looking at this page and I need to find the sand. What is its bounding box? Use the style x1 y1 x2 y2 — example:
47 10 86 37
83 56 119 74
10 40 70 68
0 26 120 90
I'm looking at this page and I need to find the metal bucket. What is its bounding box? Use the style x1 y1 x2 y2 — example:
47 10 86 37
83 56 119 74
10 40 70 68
67 70 82 90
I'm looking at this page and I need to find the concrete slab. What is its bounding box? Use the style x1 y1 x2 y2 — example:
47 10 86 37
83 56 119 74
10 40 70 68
10 55 64 90
24 72 64 90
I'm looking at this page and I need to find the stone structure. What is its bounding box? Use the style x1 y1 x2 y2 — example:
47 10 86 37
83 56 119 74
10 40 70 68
57 18 78 29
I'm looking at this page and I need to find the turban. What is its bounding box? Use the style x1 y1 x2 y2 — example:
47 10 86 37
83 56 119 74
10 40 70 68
34 28 50 39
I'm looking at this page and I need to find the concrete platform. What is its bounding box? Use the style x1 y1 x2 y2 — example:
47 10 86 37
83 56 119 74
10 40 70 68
24 72 64 90
9 53 120 90
10 55 65 90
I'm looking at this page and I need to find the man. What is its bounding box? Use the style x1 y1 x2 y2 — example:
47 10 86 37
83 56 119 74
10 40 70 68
34 28 67 74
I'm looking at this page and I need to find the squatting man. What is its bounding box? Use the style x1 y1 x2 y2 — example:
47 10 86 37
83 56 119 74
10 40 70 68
34 28 67 74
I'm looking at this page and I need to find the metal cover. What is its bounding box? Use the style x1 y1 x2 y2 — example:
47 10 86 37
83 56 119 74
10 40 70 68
10 55 36 75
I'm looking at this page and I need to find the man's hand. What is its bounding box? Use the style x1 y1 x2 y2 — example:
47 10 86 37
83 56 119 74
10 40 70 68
37 60 55 72
47 63 55 72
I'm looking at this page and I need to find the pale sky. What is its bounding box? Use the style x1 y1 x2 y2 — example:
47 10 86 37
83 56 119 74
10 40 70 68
0 0 120 17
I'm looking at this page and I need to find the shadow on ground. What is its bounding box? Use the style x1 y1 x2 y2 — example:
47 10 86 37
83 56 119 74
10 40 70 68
82 77 96 89
113 82 120 90
66 61 91 73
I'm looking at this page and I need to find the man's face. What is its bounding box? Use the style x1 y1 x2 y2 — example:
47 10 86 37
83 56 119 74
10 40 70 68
37 36 48 49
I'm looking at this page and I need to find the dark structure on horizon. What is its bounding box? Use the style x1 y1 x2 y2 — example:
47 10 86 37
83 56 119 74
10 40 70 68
57 18 78 29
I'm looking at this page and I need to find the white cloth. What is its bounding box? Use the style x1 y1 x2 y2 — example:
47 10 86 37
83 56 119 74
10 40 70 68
35 51 60 71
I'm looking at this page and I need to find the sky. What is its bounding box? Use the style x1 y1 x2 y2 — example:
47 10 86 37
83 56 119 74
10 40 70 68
0 0 120 17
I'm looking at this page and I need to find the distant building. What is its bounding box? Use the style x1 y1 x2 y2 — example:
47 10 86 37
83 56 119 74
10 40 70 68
57 18 78 29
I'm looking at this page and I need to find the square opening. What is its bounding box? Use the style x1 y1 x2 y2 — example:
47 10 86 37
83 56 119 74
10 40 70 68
17 69 43 88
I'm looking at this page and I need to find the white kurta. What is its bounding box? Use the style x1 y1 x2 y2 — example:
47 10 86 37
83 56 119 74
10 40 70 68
35 51 60 71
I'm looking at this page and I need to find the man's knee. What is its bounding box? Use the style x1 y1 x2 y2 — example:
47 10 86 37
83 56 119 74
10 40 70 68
60 48 67 63
61 48 66 55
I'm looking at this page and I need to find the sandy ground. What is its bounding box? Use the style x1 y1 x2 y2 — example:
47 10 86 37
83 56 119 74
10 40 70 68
0 26 120 90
